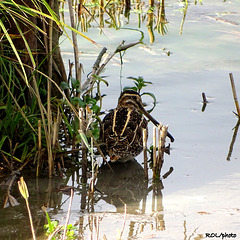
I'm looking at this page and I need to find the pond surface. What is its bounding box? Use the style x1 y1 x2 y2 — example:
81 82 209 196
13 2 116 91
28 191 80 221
1 0 240 239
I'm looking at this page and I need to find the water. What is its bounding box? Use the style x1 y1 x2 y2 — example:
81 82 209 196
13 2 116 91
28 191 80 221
1 0 240 239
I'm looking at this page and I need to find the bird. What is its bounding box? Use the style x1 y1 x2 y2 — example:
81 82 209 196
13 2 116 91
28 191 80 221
101 89 174 162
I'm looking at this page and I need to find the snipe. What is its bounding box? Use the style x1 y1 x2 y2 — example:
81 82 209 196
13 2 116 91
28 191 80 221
101 89 174 162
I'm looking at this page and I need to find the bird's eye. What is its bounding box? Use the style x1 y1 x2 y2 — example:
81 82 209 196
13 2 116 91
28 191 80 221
132 96 137 100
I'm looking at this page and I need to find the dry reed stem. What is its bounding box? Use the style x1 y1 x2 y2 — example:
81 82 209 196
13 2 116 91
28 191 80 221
152 126 157 179
79 108 87 183
53 119 58 148
37 120 41 177
32 75 54 177
68 0 81 84
81 41 141 94
157 124 162 165
143 128 148 180
158 125 168 175
47 3 53 177
229 73 240 116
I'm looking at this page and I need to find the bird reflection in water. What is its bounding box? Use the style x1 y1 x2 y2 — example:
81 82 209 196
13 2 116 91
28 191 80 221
96 159 166 231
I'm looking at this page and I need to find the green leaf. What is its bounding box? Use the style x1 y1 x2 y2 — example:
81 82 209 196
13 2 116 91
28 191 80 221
60 81 70 90
71 77 80 90
44 211 54 233
91 104 100 113
0 19 28 85
0 136 8 150
79 131 91 150
141 92 157 113
123 86 138 92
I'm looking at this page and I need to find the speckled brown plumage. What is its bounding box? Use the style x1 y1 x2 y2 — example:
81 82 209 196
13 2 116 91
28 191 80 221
101 89 174 162
101 107 148 162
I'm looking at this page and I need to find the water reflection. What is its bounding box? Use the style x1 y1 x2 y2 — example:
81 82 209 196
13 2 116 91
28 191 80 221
226 118 240 161
0 175 65 239
78 159 166 238
67 0 193 43
96 159 148 213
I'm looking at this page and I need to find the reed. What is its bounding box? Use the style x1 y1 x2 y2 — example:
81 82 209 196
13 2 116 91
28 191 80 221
152 126 157 179
152 124 168 179
18 177 36 240
229 73 240 116
143 128 148 180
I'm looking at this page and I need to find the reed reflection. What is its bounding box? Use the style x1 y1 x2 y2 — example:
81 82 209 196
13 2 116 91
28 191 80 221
78 158 167 238
73 0 170 42
226 118 240 161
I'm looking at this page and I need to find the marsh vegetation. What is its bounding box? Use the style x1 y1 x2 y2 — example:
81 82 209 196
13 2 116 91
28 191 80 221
1 0 240 239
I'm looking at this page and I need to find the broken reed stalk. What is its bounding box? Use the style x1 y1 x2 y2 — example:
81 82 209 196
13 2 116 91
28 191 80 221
152 127 157 179
162 167 174 179
158 125 168 175
143 128 148 180
152 124 168 179
229 73 240 116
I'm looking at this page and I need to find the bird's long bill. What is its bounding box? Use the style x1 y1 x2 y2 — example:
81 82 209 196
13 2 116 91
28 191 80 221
140 107 175 142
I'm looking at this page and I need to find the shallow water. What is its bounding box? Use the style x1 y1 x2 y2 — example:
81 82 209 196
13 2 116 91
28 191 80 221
1 0 240 239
